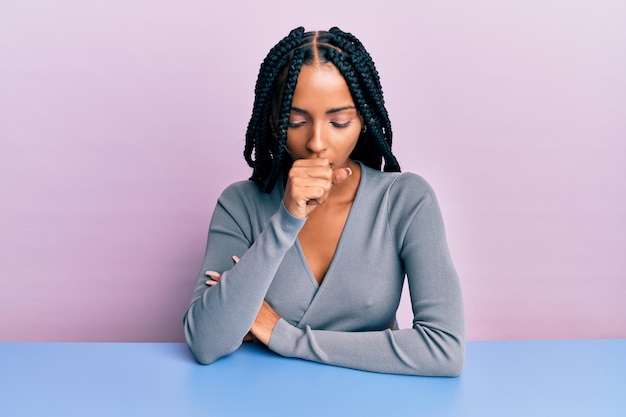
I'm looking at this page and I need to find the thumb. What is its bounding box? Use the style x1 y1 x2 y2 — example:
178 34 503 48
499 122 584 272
332 167 353 185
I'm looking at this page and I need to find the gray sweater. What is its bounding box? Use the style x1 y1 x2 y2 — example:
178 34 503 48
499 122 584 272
184 163 465 376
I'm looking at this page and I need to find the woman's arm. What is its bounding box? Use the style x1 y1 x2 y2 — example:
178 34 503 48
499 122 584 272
262 174 465 376
184 160 350 364
183 183 305 364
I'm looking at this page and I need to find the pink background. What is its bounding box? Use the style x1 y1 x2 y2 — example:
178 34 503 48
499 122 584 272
1 0 625 342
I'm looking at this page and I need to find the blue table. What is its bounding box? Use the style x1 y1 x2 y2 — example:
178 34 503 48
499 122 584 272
1 339 624 416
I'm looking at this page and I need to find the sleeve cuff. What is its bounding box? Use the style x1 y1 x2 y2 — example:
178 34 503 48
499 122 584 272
276 201 306 234
268 318 303 358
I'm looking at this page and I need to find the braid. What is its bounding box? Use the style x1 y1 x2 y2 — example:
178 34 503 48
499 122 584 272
326 28 399 172
265 48 306 191
244 27 306 190
243 26 400 193
325 49 379 167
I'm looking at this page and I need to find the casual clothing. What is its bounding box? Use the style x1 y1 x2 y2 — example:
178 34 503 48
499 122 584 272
184 162 465 376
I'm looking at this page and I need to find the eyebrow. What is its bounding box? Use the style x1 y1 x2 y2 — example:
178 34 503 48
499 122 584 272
290 106 357 115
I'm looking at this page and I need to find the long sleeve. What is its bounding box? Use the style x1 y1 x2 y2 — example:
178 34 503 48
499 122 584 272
183 182 305 364
266 172 465 376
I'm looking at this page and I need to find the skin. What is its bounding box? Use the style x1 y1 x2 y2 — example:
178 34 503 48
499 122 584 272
206 62 363 346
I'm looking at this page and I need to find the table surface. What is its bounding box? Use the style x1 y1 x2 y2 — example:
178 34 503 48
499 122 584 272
1 339 624 417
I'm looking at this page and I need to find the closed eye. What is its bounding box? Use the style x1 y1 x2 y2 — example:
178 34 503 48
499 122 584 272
331 121 352 128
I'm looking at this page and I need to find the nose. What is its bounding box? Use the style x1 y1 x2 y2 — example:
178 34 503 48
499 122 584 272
306 122 327 156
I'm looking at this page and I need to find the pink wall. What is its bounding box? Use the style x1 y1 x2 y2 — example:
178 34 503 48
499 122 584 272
1 0 625 342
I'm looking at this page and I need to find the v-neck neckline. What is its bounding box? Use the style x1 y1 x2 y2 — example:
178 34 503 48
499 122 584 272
294 161 366 289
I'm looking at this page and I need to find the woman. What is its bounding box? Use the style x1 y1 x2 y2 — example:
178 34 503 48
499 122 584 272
183 27 465 376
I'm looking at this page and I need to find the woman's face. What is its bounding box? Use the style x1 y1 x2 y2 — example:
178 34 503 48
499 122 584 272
285 63 362 169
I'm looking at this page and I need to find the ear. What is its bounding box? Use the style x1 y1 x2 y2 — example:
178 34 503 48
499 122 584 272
359 113 367 133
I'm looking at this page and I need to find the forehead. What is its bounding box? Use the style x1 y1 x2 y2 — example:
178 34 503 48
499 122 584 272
291 64 354 108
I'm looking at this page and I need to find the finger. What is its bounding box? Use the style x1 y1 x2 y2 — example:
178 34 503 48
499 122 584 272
289 166 333 181
304 186 328 205
232 255 240 263
306 199 321 206
332 167 353 185
289 160 332 177
205 279 218 286
288 184 328 209
289 175 333 189
205 271 222 280
291 158 331 168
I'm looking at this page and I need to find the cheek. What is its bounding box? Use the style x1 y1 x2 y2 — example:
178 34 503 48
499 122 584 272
286 132 300 146
285 132 305 155
341 129 361 153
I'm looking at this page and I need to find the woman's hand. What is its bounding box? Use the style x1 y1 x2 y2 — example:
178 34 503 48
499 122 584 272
204 255 239 286
283 158 352 218
250 300 280 346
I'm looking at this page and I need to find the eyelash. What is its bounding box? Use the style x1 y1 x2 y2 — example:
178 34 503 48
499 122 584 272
332 121 352 128
287 121 352 129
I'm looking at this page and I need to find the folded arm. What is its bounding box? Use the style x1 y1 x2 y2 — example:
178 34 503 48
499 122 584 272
262 174 465 376
183 185 304 364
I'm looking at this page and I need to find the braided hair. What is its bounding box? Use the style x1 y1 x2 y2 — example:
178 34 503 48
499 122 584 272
244 27 400 193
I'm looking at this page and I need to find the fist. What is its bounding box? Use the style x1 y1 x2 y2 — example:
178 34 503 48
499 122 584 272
283 159 352 218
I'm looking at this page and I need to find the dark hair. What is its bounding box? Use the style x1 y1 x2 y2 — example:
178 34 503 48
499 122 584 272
244 27 400 193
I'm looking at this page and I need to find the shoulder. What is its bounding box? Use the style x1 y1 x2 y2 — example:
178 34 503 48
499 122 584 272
360 165 442 238
390 172 437 207
360 164 436 204
216 179 283 218
360 168 447 251
219 180 262 202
